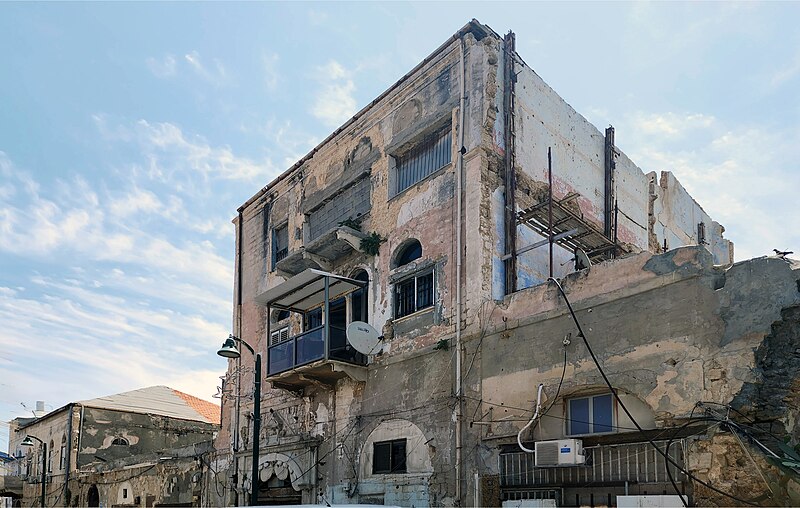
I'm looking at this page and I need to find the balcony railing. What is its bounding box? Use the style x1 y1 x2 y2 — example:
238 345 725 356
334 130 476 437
267 324 367 376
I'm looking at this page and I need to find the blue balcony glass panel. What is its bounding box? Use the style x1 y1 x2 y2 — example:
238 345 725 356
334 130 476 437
268 341 293 375
295 326 325 367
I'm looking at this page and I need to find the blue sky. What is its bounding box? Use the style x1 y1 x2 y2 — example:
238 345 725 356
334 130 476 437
1 2 799 450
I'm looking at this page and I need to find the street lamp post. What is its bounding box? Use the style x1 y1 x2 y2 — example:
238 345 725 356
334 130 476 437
20 435 46 508
218 334 261 507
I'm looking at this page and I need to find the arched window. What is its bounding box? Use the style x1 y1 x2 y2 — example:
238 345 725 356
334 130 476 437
111 437 129 446
350 269 369 323
395 240 422 268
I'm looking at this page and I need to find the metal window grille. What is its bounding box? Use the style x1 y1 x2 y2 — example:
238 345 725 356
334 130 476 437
394 270 434 319
395 128 452 194
500 440 686 487
272 224 289 268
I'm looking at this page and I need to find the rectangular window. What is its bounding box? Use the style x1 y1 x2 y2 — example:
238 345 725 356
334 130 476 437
394 270 434 319
394 128 452 195
305 307 323 330
372 439 407 474
59 444 66 470
568 393 614 435
272 224 289 269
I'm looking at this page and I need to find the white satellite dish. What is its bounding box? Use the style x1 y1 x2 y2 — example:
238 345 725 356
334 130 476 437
574 248 591 271
346 321 384 355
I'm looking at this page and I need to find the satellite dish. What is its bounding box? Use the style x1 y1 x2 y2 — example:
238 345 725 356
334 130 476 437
574 248 591 271
346 321 384 355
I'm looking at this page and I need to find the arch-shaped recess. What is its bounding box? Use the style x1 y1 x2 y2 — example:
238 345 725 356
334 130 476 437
359 418 433 479
392 239 422 269
350 269 369 323
111 437 129 446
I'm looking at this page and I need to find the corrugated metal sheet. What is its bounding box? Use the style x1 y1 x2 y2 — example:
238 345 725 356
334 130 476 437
79 386 219 425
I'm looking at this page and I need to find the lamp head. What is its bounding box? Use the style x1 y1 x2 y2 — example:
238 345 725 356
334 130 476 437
20 436 35 447
217 337 241 359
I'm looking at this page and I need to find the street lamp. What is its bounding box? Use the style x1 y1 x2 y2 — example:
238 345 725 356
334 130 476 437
20 435 46 508
217 334 261 507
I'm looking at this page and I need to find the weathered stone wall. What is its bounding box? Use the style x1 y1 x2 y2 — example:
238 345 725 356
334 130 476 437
463 248 800 505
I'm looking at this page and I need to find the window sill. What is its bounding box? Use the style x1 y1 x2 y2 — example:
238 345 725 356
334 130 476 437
393 305 434 324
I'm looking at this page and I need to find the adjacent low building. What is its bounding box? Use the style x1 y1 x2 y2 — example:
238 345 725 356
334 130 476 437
210 18 800 507
7 386 219 508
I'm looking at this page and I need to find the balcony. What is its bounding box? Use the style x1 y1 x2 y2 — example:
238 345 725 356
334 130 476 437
255 269 369 389
275 226 367 276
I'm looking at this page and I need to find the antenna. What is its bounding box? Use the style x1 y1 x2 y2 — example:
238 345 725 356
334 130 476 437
346 321 384 355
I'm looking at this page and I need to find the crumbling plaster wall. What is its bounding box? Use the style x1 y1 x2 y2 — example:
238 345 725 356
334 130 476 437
223 27 503 507
15 407 76 507
509 61 731 288
465 247 799 502
650 170 734 265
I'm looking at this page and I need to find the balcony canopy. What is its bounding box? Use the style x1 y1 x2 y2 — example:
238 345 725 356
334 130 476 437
254 268 366 312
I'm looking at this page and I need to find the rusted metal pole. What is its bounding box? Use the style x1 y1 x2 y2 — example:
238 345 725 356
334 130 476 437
548 147 553 278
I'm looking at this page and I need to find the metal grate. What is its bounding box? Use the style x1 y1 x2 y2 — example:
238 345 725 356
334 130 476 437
395 128 452 194
501 440 686 487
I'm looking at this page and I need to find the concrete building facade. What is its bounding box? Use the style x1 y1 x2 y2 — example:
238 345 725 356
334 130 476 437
5 386 219 508
212 19 800 507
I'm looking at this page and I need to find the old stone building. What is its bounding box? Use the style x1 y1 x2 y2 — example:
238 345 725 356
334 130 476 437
211 19 800 507
5 386 219 507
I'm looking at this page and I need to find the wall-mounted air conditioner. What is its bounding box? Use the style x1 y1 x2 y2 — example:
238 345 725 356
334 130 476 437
534 439 586 466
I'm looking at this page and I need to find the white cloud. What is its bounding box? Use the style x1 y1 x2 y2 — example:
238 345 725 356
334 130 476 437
310 60 358 128
630 112 715 137
185 50 229 86
135 119 276 182
263 52 280 91
770 50 800 88
145 54 177 78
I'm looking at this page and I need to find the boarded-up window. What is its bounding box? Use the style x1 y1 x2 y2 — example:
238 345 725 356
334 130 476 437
307 177 371 241
394 128 452 195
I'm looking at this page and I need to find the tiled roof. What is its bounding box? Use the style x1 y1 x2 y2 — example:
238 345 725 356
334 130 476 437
79 385 220 425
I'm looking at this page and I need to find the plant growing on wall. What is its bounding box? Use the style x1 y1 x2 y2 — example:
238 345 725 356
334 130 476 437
338 217 362 231
360 232 385 256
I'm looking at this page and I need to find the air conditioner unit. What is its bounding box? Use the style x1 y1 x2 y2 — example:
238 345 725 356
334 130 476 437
534 439 586 466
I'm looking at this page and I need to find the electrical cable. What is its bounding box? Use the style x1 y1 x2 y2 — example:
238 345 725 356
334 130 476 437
548 276 759 507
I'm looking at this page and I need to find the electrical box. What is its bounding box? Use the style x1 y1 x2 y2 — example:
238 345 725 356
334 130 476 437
534 439 586 466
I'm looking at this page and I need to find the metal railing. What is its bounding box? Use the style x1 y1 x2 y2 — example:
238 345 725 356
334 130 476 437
267 324 367 376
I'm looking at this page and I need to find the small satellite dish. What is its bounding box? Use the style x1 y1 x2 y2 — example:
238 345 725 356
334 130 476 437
346 321 384 355
574 248 591 271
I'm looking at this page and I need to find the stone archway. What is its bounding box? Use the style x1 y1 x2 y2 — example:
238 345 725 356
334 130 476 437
257 454 303 505
87 485 99 507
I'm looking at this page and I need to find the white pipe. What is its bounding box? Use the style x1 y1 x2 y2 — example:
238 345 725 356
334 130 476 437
518 384 544 453
455 34 466 506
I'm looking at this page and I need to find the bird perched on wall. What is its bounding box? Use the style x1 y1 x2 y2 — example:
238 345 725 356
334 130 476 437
773 249 794 258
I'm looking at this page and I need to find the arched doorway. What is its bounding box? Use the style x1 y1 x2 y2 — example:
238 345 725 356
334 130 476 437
87 485 99 507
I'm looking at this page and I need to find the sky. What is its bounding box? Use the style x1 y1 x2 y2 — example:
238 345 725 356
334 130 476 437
1 2 799 451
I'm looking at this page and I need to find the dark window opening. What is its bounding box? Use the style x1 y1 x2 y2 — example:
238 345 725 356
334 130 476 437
111 437 129 446
697 221 707 245
395 271 434 319
396 240 422 267
351 270 369 323
305 308 322 330
272 224 289 269
372 439 407 474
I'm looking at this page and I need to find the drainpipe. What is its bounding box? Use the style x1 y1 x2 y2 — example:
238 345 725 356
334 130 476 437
62 403 74 506
233 211 244 505
455 34 466 507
